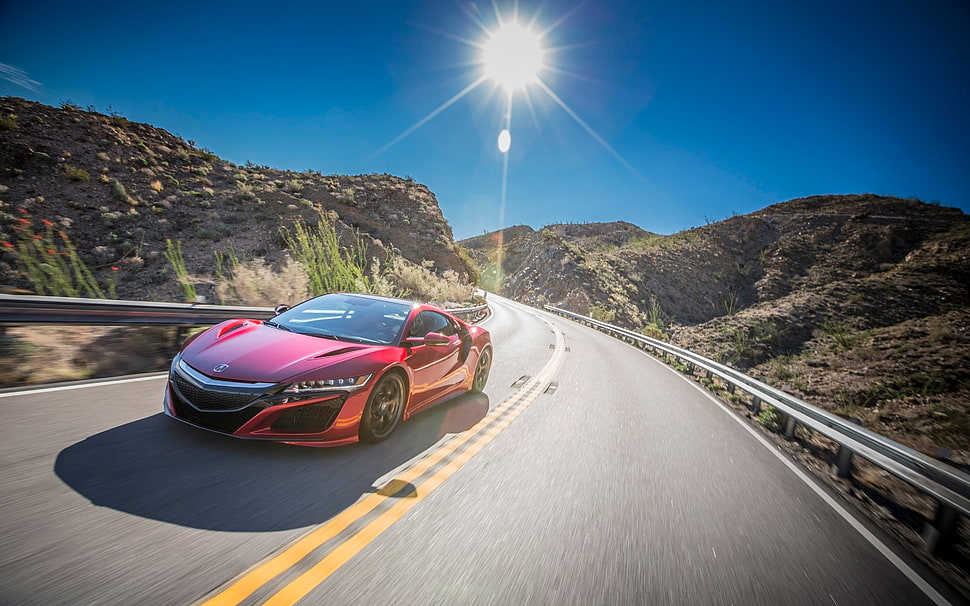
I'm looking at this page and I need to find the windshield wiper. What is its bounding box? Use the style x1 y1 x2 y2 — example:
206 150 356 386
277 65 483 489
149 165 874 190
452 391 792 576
300 332 343 341
264 321 292 332
316 333 366 343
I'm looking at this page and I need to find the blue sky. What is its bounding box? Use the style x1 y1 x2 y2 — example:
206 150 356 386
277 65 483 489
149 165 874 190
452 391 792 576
1 1 968 240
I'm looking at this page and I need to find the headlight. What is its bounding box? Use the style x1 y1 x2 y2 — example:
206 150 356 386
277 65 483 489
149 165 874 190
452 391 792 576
284 374 372 393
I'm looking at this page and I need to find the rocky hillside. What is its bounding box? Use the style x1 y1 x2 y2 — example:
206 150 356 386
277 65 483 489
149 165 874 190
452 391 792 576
463 195 970 455
0 97 474 302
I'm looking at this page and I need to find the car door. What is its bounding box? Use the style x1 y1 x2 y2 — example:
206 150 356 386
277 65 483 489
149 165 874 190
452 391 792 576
404 310 464 412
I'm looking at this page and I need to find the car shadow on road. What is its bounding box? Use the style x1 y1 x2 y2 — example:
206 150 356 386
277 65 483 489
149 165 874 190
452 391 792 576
54 392 489 532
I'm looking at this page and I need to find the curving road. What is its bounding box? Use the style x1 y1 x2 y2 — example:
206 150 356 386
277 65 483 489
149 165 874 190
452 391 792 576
0 295 962 605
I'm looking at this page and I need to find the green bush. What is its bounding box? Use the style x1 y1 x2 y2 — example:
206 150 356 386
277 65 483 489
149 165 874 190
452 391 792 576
1 215 103 297
454 244 480 285
281 213 384 296
109 178 134 204
64 165 91 182
590 304 616 323
818 319 861 351
283 180 304 194
164 239 197 301
639 324 667 340
756 405 785 432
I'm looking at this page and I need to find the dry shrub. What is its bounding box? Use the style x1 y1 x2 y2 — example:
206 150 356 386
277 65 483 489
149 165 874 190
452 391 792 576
213 248 474 308
216 257 310 306
383 258 474 305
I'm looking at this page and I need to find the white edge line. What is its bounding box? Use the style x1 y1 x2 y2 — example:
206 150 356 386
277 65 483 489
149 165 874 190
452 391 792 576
658 353 953 606
0 374 168 398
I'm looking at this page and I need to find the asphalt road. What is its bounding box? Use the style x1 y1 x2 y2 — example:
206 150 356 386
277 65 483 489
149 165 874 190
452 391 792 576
0 295 961 605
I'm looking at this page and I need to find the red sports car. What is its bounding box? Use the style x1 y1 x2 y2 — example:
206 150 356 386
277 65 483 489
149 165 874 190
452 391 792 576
164 292 492 446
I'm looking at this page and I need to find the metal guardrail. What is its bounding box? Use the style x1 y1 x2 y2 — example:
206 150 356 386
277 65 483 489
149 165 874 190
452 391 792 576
4 294 960 549
0 294 275 326
449 302 489 324
0 293 489 356
544 304 970 554
0 294 489 327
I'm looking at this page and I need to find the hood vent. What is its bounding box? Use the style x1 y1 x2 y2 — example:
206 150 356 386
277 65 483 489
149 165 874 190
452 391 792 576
217 321 249 338
315 347 363 358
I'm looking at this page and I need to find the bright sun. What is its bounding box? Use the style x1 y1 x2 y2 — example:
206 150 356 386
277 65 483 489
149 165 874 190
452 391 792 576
483 22 543 91
375 5 639 179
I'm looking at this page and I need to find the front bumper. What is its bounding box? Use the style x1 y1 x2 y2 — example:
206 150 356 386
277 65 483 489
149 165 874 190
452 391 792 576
163 358 370 446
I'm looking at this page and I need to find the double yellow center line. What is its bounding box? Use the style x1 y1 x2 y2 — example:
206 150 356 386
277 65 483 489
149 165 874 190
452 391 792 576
198 319 565 606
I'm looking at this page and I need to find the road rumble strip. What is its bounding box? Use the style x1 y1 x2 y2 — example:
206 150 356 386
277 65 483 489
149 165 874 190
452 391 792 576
197 317 566 606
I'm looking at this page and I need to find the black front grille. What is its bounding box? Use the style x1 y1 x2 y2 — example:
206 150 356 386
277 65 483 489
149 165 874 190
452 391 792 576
169 388 262 434
172 371 260 411
271 396 347 433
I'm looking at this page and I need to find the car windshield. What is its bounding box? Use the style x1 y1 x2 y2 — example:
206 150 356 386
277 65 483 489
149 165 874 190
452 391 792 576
270 293 413 345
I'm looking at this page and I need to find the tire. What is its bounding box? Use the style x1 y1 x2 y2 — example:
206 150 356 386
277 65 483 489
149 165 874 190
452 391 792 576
359 372 406 443
471 347 492 393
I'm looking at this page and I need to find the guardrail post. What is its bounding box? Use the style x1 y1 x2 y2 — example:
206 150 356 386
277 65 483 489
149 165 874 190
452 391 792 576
784 415 797 440
173 326 189 351
922 502 959 554
834 443 853 478
833 418 862 478
750 397 762 415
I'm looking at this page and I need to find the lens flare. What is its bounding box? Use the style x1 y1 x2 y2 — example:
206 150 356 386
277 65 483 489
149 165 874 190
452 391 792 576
497 129 511 153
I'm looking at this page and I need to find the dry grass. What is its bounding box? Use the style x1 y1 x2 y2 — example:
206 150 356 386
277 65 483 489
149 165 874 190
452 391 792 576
0 325 176 385
214 257 309 306
212 255 476 308
382 258 475 305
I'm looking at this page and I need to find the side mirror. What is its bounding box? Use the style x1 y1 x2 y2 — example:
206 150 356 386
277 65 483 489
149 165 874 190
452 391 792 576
404 332 450 347
274 304 289 316
423 332 451 346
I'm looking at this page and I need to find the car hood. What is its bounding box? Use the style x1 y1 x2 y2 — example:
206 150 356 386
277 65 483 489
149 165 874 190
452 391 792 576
180 320 380 382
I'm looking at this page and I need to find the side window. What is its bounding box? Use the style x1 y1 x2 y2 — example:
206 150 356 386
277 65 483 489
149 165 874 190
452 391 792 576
408 312 427 337
409 311 455 337
435 313 457 336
